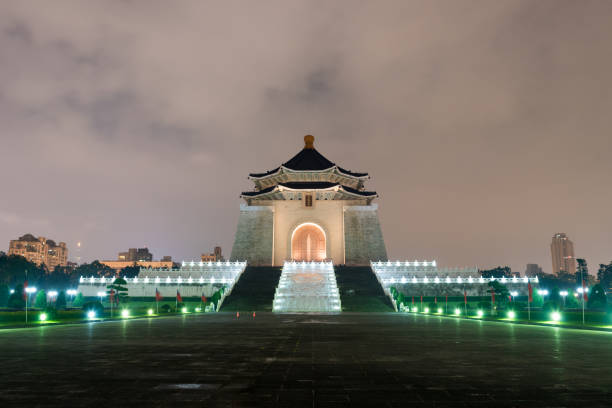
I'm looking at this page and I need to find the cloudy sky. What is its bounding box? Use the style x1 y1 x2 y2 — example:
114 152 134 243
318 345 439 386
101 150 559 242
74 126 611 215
1 1 611 273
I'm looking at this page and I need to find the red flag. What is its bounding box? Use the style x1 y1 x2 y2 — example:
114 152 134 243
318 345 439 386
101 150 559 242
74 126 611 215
201 294 207 303
109 289 115 304
434 296 437 304
411 296 414 305
23 280 28 301
528 282 533 303
508 295 512 302
491 288 495 305
464 290 467 305
445 294 448 304
176 290 183 303
582 280 588 302
420 295 423 304
155 288 162 302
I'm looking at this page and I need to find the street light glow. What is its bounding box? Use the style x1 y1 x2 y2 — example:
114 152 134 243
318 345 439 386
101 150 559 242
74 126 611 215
510 291 518 297
508 311 516 319
97 291 106 297
454 308 461 315
181 307 188 313
48 291 58 297
560 291 568 297
87 311 96 319
424 307 430 313
477 310 484 317
25 287 37 294
39 313 47 321
121 309 130 318
147 309 154 316
437 308 443 314
551 312 561 322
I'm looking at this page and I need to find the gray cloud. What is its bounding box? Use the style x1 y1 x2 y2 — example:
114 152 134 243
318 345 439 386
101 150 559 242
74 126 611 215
0 0 611 273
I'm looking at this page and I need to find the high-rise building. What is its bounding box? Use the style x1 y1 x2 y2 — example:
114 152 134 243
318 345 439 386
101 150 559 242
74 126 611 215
118 248 153 262
8 233 68 271
550 233 576 275
525 263 543 276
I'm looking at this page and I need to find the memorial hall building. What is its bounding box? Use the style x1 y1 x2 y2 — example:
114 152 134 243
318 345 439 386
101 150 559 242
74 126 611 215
231 135 387 266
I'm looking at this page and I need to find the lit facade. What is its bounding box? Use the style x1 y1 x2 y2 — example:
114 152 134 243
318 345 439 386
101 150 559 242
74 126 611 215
100 260 174 273
230 135 387 266
8 233 68 271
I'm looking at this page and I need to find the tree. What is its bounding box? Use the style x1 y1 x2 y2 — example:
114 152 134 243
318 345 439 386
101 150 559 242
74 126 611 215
38 268 71 291
55 290 67 309
34 290 47 309
73 292 84 307
107 278 129 304
480 266 511 279
7 283 25 309
0 254 45 287
587 284 607 309
576 258 588 285
597 262 612 292
488 280 510 300
548 287 564 310
74 261 116 279
538 273 575 291
0 283 9 307
119 264 140 279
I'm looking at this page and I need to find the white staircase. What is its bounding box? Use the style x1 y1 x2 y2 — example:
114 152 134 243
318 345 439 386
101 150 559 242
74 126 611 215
273 261 341 312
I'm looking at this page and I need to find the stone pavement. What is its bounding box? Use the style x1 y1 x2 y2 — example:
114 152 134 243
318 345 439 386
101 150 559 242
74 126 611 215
1 312 611 407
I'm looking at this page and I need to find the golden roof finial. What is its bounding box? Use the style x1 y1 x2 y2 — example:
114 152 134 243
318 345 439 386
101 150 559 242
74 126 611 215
304 134 314 149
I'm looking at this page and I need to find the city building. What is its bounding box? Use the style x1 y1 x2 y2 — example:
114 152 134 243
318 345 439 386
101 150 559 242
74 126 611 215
201 246 224 263
230 135 387 265
8 233 68 271
551 233 576 275
525 263 543 276
101 248 173 273
118 248 153 262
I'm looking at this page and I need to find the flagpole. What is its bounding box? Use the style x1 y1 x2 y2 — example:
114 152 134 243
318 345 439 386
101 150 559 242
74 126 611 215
25 269 28 325
528 281 531 321
580 264 586 325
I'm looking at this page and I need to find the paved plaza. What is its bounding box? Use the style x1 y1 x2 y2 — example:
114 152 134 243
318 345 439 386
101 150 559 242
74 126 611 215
1 313 611 407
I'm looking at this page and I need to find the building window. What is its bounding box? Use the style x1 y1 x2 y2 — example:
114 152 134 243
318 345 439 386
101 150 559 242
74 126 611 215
304 194 313 207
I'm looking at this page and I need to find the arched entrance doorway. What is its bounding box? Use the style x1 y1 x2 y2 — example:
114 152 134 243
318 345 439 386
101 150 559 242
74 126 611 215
291 223 326 261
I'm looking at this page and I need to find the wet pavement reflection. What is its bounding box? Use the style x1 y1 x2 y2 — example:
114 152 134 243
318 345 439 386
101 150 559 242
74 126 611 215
1 312 611 407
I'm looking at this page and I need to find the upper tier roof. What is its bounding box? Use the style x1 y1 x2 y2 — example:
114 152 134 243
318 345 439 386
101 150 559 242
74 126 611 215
249 135 368 178
241 182 377 198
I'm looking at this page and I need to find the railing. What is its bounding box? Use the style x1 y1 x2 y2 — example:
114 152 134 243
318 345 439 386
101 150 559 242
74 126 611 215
375 276 538 285
79 276 239 285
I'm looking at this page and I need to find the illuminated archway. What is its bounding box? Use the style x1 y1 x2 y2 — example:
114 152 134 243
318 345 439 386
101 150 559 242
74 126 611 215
291 223 326 261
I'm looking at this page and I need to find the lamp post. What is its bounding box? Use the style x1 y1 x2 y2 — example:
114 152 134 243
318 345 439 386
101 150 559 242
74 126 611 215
577 287 588 325
97 291 106 306
67 289 77 306
510 291 518 302
559 290 568 308
25 287 37 324
537 289 549 303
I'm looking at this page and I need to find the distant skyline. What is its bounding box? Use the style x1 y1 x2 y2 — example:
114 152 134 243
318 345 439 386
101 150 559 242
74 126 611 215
1 1 612 273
